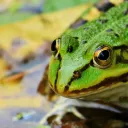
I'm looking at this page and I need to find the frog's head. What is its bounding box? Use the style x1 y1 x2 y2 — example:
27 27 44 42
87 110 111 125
48 33 128 99
48 2 128 100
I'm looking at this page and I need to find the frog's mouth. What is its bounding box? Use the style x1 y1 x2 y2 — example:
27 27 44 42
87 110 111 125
64 72 128 98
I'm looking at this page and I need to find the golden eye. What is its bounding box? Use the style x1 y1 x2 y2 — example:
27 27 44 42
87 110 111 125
51 38 60 55
93 45 112 69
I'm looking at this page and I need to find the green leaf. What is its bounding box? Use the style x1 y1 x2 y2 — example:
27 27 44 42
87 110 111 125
44 0 100 12
0 12 34 26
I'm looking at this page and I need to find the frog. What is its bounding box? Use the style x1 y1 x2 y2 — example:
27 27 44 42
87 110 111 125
48 1 128 109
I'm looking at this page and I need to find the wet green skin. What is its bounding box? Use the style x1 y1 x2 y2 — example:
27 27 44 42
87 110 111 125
48 2 128 103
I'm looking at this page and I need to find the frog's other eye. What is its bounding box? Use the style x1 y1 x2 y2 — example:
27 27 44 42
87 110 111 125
51 38 60 55
93 45 112 69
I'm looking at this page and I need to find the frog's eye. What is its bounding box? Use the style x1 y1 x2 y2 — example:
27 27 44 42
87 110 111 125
93 45 112 69
51 38 60 55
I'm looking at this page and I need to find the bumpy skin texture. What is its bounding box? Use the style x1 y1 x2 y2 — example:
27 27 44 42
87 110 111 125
48 2 128 100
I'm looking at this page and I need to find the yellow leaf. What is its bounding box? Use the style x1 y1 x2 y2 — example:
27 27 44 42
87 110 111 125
0 59 7 77
0 96 42 108
0 4 91 58
82 7 101 21
110 0 123 5
0 85 21 97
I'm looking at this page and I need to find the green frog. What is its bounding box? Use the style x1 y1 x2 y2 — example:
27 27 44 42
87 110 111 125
48 1 128 108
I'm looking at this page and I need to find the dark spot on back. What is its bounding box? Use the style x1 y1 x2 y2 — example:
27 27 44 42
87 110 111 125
126 24 128 28
124 9 128 15
114 33 120 38
97 19 108 24
96 2 115 12
67 46 73 53
106 29 113 32
82 40 87 44
74 37 79 40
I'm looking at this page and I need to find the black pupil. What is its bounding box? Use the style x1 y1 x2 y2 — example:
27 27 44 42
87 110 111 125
51 40 56 51
98 50 109 60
